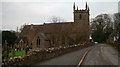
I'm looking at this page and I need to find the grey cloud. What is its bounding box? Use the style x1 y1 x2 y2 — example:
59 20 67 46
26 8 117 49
2 2 118 31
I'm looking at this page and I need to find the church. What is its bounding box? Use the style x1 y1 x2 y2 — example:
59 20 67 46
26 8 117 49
15 2 91 49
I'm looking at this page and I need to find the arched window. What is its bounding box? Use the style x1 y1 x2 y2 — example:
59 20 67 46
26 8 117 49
79 14 82 19
20 39 23 45
37 36 40 46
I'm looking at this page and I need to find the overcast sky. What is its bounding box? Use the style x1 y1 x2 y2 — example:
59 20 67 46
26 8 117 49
1 0 120 31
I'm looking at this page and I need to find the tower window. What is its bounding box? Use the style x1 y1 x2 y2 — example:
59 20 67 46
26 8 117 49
79 14 82 19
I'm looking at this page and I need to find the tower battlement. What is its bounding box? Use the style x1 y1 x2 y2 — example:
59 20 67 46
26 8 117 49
73 2 89 23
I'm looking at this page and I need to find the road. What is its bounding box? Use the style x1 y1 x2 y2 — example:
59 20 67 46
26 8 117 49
35 47 91 65
82 44 119 66
34 44 119 67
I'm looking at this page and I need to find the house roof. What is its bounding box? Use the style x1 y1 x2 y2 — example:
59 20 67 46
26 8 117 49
15 37 28 44
17 21 90 44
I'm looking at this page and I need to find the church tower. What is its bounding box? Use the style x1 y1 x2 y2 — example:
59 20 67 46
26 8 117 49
73 2 89 23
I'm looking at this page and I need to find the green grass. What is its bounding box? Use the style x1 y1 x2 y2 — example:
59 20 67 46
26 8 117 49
16 50 25 57
8 50 26 59
8 52 14 59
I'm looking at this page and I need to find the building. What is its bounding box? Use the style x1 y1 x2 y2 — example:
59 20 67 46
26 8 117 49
118 1 120 12
15 2 91 49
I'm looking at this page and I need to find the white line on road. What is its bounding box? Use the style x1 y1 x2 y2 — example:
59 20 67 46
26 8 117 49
77 45 96 67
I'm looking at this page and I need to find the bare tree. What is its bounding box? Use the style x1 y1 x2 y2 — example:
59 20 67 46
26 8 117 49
90 14 114 42
19 23 26 32
50 16 65 23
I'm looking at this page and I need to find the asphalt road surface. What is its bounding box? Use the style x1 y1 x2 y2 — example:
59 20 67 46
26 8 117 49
34 44 119 67
82 44 119 66
35 47 91 65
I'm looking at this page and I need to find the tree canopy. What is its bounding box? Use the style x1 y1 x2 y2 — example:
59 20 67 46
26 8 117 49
2 31 17 45
91 14 113 43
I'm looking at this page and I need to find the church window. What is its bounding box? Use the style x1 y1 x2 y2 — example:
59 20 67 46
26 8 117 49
79 14 82 19
37 36 40 46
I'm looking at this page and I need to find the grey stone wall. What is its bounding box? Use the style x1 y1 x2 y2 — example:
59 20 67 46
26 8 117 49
2 43 94 67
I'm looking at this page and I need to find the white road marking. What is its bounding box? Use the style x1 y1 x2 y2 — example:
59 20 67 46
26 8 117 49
77 45 96 67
